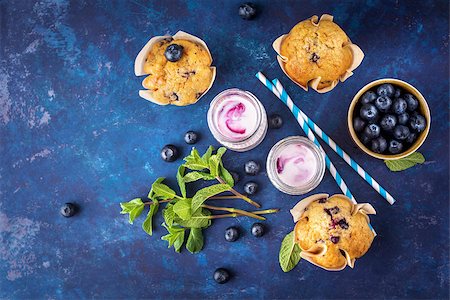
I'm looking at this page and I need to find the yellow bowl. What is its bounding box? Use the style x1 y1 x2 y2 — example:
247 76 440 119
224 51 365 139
348 78 431 160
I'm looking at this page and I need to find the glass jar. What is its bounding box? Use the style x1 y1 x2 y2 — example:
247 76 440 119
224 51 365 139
266 136 326 195
207 88 268 152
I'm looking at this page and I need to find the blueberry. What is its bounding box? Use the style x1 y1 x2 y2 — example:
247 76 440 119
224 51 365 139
244 160 260 175
404 93 419 112
60 203 77 217
392 98 407 115
393 125 410 140
409 114 426 133
374 96 392 113
406 132 417 144
359 133 372 145
377 83 395 97
388 140 403 154
269 114 283 129
330 236 340 244
353 117 366 133
225 226 239 242
371 136 388 154
244 181 258 195
238 2 257 20
397 112 410 125
251 223 265 237
360 91 377 105
380 114 397 131
161 144 179 162
394 88 402 98
164 44 183 62
184 131 198 144
230 171 240 184
359 104 379 123
214 268 230 284
337 219 349 230
364 124 380 139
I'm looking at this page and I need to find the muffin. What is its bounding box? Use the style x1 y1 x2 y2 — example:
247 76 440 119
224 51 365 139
134 31 216 106
273 14 364 93
291 193 376 270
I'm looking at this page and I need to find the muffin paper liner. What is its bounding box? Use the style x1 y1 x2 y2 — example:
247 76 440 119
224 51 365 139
272 14 364 93
134 31 216 106
290 193 376 271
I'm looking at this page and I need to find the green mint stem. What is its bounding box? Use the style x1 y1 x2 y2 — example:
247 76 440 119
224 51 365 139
143 199 171 205
192 208 279 220
201 204 265 220
208 195 241 199
215 176 261 208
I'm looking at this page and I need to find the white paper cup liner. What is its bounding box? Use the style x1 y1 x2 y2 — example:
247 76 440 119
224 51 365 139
273 14 364 93
134 31 216 106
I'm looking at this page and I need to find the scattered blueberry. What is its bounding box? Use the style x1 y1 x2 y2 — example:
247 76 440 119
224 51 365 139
393 125 410 140
330 236 340 244
374 96 392 113
161 144 179 162
359 104 379 123
269 114 283 129
364 124 380 139
392 98 407 114
251 223 265 237
388 140 403 154
225 226 239 242
360 91 377 105
164 44 183 62
406 132 417 144
230 171 240 184
409 114 426 133
397 112 410 125
394 88 402 98
337 219 349 230
245 160 260 175
238 2 257 20
353 117 366 133
60 203 77 217
380 114 397 131
404 93 419 111
214 268 230 284
184 131 198 144
244 181 258 195
377 83 395 97
371 136 388 154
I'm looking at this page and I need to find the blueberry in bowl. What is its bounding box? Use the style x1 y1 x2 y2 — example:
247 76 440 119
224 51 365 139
348 79 430 159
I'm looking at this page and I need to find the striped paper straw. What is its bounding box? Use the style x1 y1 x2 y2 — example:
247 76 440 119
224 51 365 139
255 72 355 202
271 77 396 205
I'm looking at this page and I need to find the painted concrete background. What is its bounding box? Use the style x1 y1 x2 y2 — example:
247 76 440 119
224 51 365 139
0 0 448 298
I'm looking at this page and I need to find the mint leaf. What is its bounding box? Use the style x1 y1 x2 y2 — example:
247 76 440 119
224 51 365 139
208 147 227 177
183 171 215 183
385 152 425 172
120 198 145 224
279 231 302 272
219 164 234 187
172 198 192 220
177 165 186 198
191 184 230 212
142 201 159 236
186 228 204 254
161 223 185 253
147 177 165 200
201 145 214 162
183 148 209 171
175 208 211 228
163 203 175 227
152 182 176 200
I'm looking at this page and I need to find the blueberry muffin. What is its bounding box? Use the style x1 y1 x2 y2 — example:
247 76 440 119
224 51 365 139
294 194 374 269
279 15 355 90
141 38 214 106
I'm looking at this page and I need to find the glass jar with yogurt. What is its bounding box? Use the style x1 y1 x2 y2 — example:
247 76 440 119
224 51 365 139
207 88 268 152
267 136 326 195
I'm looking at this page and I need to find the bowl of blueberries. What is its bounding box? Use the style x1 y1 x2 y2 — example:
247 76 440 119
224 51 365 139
348 78 431 160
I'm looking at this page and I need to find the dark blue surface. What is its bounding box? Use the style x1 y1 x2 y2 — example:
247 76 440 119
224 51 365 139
1 0 449 298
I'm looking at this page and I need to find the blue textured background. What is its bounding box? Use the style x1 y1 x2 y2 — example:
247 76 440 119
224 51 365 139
1 0 449 298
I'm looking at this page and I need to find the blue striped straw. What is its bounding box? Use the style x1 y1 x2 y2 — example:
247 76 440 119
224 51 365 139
270 77 396 205
255 72 355 202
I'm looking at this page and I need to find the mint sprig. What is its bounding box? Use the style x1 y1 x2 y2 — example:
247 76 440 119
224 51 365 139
119 146 279 254
385 152 425 172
